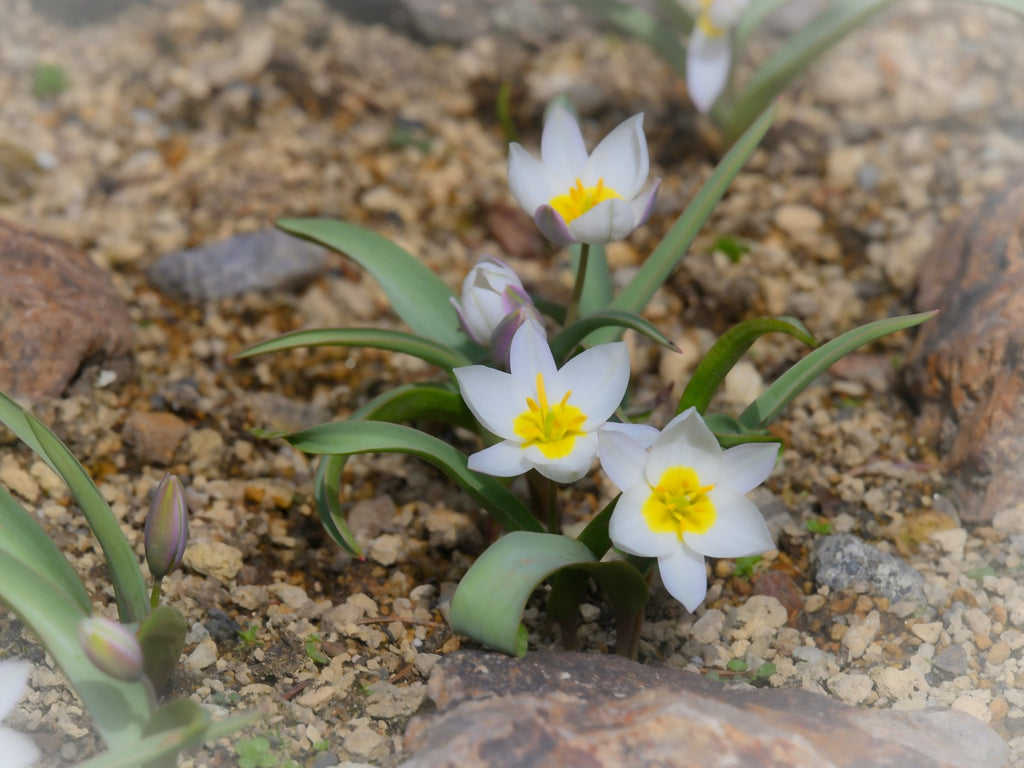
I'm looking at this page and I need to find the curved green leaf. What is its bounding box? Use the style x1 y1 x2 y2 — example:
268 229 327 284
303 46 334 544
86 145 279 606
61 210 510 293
572 242 612 318
0 555 153 748
0 390 58 475
550 310 680 363
739 310 937 429
26 415 150 624
276 218 471 352
677 316 816 415
234 328 471 373
283 421 541 534
591 106 774 345
137 605 187 694
313 453 362 558
0 486 92 614
450 531 597 656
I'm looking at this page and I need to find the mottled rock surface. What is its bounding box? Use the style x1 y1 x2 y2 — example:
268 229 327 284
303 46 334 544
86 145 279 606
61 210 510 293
402 651 1007 768
812 533 926 604
0 220 134 402
904 181 1024 524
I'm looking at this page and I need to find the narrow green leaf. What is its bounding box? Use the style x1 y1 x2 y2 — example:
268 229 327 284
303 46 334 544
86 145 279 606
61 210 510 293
0 486 92 614
677 316 816 415
653 0 694 35
137 605 187 694
0 555 152 748
571 242 612 318
723 0 893 139
450 532 597 655
234 327 471 372
0 390 58 475
313 453 361 557
590 106 774 345
739 310 937 429
26 415 150 624
570 0 689 74
284 421 542 534
276 218 470 352
551 309 679 363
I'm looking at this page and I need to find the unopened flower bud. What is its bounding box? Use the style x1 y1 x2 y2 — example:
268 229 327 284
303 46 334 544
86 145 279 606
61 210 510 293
78 616 144 682
144 474 189 580
490 303 543 370
451 257 536 346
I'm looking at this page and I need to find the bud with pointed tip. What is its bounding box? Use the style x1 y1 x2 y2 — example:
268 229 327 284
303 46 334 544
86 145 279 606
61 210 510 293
78 616 144 682
144 474 189 580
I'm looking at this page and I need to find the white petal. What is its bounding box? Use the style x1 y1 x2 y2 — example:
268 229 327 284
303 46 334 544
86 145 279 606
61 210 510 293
646 408 722 486
555 341 629 430
454 365 532 439
686 29 732 113
657 545 710 612
524 432 598 483
508 143 556 214
468 441 533 477
568 198 636 245
597 426 649 492
683 487 774 558
582 113 649 199
608 484 678 557
600 421 660 449
629 178 661 229
534 205 579 246
0 660 30 718
540 103 588 186
507 319 557 382
719 442 778 493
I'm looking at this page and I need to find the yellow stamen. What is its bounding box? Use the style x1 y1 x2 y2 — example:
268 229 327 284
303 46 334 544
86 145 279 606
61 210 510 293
548 178 622 224
513 373 587 459
642 466 716 540
698 0 726 37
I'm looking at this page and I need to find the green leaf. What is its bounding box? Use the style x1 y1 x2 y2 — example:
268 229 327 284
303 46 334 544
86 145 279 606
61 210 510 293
571 242 612 318
137 605 187 694
0 486 92 614
0 555 153 748
551 309 679 363
569 0 689 74
721 0 894 140
449 532 597 655
276 218 470 352
284 421 542 534
677 316 816 415
591 106 774 345
26 414 150 624
739 310 937 429
234 327 471 373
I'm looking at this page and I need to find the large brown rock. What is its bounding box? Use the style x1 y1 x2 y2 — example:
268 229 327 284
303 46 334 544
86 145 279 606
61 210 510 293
0 221 134 402
903 182 1024 524
401 651 1007 768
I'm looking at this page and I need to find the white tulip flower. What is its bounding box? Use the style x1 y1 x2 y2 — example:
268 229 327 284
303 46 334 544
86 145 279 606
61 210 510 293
599 407 776 611
508 103 660 246
454 320 629 483
687 0 749 113
0 660 39 768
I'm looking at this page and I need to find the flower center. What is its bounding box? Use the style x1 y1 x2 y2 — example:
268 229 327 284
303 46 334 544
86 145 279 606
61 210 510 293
513 373 587 459
549 178 622 224
698 0 726 37
642 466 716 540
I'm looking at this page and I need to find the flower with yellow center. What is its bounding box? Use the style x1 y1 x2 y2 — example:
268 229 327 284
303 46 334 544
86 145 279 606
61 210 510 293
508 103 660 246
687 0 749 113
599 407 776 611
454 320 629 483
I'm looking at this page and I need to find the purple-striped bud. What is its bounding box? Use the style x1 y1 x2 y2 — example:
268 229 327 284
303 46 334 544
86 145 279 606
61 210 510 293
78 616 144 682
144 474 189 580
450 256 536 347
490 302 544 370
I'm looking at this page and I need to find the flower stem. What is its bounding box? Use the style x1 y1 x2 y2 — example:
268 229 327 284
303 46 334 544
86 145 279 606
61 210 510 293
150 580 163 610
565 242 590 326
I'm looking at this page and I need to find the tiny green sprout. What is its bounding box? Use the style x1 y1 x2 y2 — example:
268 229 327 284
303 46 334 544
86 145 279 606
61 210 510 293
388 119 431 153
965 566 996 581
235 736 277 768
732 555 762 580
496 80 518 143
304 633 330 666
754 661 776 680
806 518 832 535
313 739 331 751
32 63 68 99
237 624 264 648
712 235 749 264
726 658 747 672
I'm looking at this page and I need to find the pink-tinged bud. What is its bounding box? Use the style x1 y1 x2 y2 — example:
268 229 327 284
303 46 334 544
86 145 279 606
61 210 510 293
78 616 144 682
490 306 544 371
144 474 189 580
450 256 534 346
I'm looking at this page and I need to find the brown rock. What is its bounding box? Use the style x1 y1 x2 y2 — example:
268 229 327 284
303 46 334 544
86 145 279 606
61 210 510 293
402 651 1007 768
122 411 191 466
0 220 133 402
903 182 1024 524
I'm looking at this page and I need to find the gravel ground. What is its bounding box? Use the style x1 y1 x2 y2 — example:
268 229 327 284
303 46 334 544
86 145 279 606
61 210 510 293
2 0 1024 765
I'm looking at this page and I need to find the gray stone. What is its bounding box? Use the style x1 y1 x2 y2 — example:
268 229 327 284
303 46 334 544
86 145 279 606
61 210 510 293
147 228 330 302
811 534 926 604
401 651 1008 768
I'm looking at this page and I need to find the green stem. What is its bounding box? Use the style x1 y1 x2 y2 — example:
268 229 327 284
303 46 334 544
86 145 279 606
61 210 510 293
565 242 590 326
150 580 162 610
